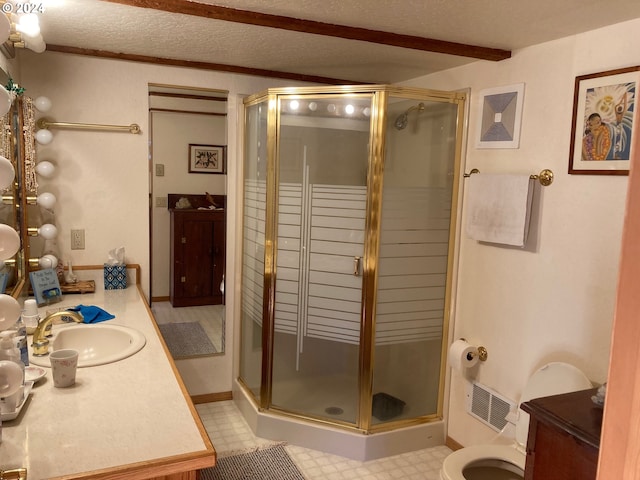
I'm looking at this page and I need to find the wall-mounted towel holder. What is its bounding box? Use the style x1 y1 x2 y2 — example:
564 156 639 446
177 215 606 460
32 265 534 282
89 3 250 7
37 118 141 134
464 168 554 187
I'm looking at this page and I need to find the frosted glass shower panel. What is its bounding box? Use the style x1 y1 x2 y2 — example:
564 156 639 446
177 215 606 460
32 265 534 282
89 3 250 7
372 99 459 424
240 102 268 401
271 95 373 424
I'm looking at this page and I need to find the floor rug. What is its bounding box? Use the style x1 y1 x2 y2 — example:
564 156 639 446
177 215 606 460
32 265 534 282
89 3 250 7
199 445 305 480
158 322 218 358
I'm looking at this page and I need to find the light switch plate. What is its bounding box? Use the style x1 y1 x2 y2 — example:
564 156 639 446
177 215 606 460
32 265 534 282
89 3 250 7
155 164 165 176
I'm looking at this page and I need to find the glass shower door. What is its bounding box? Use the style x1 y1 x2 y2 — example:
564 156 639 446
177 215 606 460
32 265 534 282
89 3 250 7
371 97 460 426
270 94 373 424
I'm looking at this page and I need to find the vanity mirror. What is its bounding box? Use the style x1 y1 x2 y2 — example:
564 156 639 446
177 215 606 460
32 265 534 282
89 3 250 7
148 84 228 357
0 68 27 299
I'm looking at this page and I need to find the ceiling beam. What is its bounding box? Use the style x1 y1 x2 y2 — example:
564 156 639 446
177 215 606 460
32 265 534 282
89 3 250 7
102 0 511 61
45 44 362 85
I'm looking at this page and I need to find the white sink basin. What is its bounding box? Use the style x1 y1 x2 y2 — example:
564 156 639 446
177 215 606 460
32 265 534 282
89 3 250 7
30 324 146 368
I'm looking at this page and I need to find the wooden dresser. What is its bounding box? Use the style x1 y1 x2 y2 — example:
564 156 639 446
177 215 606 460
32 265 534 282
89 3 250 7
520 387 602 480
169 194 226 307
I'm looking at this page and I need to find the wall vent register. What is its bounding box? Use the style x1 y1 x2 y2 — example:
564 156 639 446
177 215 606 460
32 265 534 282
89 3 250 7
466 381 516 432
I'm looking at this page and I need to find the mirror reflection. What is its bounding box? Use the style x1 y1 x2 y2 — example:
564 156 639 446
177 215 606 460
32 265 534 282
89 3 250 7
0 67 25 298
148 84 228 357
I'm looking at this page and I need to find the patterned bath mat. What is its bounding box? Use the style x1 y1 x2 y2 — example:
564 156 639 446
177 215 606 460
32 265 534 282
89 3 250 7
200 444 305 480
158 322 217 358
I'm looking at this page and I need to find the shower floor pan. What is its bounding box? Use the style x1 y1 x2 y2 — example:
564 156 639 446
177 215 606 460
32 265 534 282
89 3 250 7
234 378 445 462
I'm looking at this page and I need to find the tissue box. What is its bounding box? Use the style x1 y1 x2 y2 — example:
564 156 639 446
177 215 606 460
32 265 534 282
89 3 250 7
104 264 127 290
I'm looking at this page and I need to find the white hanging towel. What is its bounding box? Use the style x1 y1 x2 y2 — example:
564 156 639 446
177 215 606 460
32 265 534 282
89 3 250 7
465 173 534 247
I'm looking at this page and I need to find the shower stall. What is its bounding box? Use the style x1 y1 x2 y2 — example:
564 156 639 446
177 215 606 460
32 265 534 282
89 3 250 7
238 85 466 460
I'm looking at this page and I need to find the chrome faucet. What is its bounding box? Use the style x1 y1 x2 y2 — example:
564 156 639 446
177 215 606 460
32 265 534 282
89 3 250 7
31 311 84 356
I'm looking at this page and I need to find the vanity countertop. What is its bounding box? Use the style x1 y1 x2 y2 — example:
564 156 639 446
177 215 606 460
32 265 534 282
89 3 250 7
0 269 215 479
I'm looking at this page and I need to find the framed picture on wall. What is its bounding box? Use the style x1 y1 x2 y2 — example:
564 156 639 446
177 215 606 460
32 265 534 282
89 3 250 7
475 83 525 149
568 66 640 175
188 144 226 174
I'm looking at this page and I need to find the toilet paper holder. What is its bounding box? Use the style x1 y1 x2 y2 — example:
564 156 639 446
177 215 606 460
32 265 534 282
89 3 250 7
460 338 488 362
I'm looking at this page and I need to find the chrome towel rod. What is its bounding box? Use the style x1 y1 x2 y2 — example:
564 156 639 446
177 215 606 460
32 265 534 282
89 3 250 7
463 168 554 186
36 118 141 134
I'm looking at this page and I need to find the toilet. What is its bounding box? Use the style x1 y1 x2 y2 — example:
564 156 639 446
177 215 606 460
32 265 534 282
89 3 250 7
440 362 593 480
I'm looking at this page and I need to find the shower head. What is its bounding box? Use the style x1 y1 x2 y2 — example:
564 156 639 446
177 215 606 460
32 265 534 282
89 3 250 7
394 102 425 130
394 112 409 130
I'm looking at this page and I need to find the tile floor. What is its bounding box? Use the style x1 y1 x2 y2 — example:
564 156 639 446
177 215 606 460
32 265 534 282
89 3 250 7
196 400 451 479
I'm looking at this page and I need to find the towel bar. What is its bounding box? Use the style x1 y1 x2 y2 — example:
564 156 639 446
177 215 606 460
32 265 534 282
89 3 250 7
36 118 141 134
464 168 554 186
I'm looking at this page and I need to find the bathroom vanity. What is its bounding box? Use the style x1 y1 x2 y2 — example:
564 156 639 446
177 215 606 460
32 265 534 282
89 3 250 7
0 266 215 480
521 387 601 480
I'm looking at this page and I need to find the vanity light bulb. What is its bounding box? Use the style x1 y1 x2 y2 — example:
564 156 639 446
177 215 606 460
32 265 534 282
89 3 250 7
0 224 20 261
17 14 40 37
39 254 58 269
35 161 55 178
0 156 15 191
35 129 53 145
0 359 23 398
23 35 46 53
0 86 11 117
34 96 52 112
38 223 57 240
0 294 22 331
37 192 56 209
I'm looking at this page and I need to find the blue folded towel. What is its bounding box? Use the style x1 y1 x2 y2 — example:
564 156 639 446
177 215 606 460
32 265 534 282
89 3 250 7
70 305 115 323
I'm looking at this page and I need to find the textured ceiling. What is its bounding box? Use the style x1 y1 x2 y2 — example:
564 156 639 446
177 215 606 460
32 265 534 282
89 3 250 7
33 0 640 84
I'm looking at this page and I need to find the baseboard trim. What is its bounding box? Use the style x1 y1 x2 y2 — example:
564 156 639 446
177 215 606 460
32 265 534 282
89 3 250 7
446 436 464 451
152 296 171 303
191 392 233 404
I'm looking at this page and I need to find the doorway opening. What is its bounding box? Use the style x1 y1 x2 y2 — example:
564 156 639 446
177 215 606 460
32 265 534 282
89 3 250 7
148 84 228 356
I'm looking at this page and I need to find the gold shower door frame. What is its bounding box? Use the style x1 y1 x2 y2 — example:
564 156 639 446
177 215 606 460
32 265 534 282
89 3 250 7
239 85 467 435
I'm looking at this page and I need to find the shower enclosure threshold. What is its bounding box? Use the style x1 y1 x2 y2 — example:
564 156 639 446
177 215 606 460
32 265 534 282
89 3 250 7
233 379 445 462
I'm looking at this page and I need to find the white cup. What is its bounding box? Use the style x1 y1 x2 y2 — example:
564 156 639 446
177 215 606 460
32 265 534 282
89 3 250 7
50 349 79 388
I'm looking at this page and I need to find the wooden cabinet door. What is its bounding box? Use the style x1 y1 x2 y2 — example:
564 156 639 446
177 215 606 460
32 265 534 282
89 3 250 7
170 209 225 307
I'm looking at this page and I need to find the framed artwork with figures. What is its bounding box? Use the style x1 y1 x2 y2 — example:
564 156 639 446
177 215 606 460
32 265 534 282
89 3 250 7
568 66 639 175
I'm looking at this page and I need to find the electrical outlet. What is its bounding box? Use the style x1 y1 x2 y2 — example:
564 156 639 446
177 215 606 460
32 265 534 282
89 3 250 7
71 229 85 250
156 197 168 207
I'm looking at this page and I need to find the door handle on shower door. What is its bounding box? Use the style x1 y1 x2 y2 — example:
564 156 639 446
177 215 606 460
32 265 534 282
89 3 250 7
353 256 361 276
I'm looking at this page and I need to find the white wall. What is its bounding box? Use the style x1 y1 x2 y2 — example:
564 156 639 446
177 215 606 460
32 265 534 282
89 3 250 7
18 51 309 395
403 19 639 446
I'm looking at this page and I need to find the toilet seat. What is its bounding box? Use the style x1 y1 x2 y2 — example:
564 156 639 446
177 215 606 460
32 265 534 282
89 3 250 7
440 444 525 480
440 362 593 480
